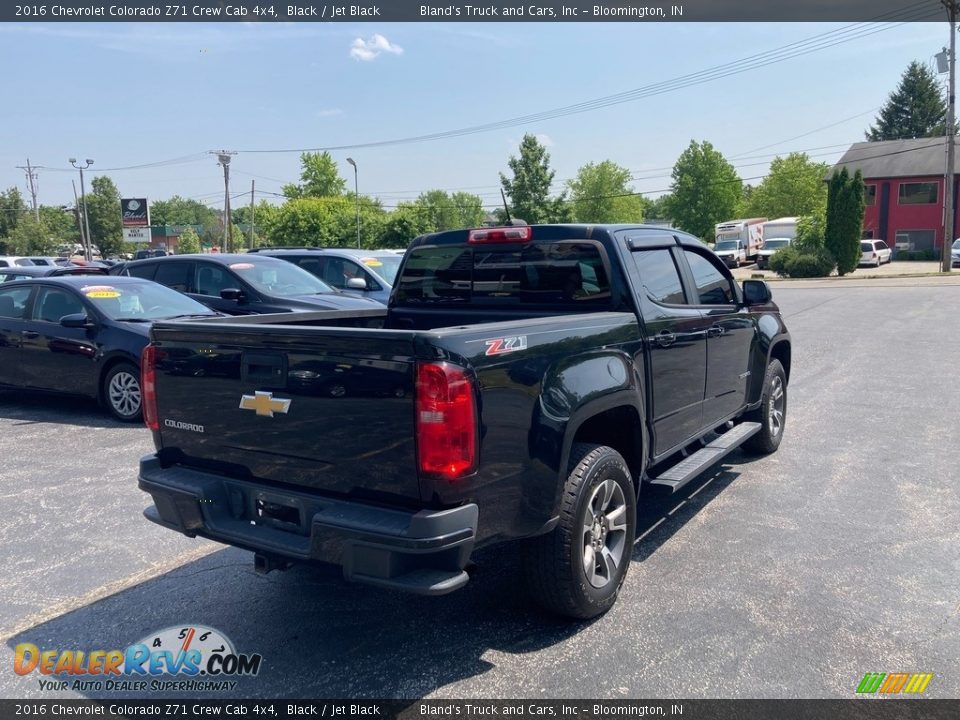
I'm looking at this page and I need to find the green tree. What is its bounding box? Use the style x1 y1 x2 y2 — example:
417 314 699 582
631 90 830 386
824 168 866 276
149 196 219 228
744 153 830 219
794 210 827 253
283 152 347 199
177 226 201 254
499 134 568 224
666 140 742 240
0 187 26 240
409 190 486 232
233 200 280 246
380 203 434 248
867 61 951 141
84 176 123 258
646 193 673 222
268 196 387 249
567 160 646 223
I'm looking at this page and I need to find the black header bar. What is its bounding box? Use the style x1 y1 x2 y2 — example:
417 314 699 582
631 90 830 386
0 700 957 719
1 0 948 23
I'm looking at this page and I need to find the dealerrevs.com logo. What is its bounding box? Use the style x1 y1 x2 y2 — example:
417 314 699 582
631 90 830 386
14 625 262 693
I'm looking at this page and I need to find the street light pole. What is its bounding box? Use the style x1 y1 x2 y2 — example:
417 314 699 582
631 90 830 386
943 0 958 273
69 158 94 261
346 157 360 249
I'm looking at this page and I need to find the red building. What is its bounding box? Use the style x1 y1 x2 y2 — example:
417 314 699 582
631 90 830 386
832 137 957 254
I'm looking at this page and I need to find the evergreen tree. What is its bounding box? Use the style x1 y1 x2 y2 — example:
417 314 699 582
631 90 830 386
499 134 568 224
866 61 950 141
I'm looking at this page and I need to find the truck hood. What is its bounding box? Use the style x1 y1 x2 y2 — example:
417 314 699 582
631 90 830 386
283 293 382 311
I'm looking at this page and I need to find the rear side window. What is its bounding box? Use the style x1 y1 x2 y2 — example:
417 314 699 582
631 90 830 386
630 249 685 305
0 286 32 318
153 262 191 292
395 241 610 308
127 263 157 281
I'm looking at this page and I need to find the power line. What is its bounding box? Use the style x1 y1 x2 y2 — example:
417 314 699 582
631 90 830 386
235 5 939 154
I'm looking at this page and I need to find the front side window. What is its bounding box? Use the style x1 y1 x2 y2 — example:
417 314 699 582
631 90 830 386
684 250 736 305
898 182 938 205
33 287 85 323
630 249 685 305
194 264 236 297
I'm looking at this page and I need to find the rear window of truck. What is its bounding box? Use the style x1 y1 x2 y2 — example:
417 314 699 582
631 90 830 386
395 241 611 308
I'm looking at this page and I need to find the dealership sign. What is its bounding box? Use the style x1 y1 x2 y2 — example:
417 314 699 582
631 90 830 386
123 227 152 244
121 198 149 227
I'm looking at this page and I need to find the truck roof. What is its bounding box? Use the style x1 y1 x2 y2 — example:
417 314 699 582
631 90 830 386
411 223 704 248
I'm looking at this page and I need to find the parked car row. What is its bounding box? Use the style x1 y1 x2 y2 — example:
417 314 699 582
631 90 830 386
0 276 218 421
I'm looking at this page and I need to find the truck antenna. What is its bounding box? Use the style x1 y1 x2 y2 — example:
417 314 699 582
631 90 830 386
500 188 513 225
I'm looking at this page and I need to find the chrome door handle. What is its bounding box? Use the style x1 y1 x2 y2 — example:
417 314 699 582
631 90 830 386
707 325 724 338
21 331 39 339
656 330 676 347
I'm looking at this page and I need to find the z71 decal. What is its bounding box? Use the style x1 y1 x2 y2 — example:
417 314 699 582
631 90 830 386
484 335 528 356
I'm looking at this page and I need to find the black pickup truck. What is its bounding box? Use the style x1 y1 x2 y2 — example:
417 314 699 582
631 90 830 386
138 224 791 618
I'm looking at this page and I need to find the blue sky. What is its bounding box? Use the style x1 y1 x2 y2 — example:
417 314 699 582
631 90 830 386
0 21 948 213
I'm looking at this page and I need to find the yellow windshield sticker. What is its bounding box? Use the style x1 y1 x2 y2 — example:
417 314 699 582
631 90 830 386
86 290 121 299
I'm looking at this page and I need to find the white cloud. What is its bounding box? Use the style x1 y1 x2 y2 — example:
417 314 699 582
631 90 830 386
316 108 343 118
536 134 554 147
349 33 403 62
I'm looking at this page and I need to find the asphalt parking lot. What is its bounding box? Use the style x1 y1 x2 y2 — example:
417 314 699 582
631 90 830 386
2 278 959 700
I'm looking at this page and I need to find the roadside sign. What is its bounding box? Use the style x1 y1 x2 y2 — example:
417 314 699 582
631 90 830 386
123 227 152 244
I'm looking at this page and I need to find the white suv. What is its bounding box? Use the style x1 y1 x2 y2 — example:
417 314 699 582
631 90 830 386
0 256 36 268
860 240 892 267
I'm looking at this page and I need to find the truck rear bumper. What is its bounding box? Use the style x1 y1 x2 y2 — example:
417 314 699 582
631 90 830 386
138 455 478 596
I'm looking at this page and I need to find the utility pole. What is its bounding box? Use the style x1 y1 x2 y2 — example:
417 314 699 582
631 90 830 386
70 158 94 261
943 0 958 273
16 159 40 221
213 151 236 252
249 179 255 250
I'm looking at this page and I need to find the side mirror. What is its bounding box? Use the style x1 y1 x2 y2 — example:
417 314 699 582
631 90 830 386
742 279 772 306
60 313 95 329
346 277 368 291
220 288 245 302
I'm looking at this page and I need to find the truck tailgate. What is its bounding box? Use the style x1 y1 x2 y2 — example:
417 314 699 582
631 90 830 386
149 322 421 504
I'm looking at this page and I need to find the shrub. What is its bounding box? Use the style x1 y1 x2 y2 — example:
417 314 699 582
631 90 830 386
768 245 835 278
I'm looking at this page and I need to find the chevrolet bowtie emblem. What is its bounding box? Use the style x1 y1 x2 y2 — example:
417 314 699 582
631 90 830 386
239 391 292 418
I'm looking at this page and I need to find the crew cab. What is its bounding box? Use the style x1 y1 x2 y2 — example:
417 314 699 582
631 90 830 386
137 225 791 619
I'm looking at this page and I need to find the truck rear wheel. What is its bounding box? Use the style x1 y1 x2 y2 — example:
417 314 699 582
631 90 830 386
523 443 636 619
743 359 787 454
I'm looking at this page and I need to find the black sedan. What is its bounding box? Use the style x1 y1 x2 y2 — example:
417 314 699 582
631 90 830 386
116 253 381 315
0 276 218 421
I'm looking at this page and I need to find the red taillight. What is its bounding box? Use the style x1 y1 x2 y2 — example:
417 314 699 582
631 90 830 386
141 345 159 431
416 362 477 480
468 226 533 244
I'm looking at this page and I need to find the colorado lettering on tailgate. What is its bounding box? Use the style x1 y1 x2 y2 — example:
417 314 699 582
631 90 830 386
484 335 528 356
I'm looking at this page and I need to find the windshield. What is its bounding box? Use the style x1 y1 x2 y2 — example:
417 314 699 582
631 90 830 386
229 259 334 296
715 241 739 251
359 255 402 284
763 239 790 249
861 242 873 252
953 239 960 250
79 281 217 321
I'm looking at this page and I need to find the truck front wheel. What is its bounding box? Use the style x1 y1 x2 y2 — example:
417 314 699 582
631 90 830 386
743 359 787 454
523 443 637 619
